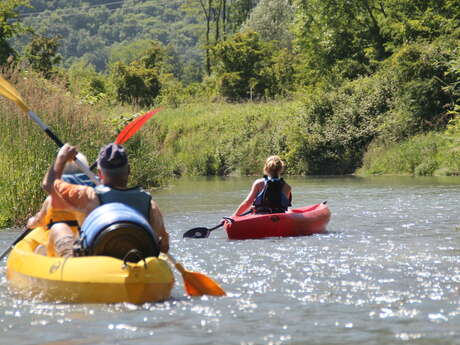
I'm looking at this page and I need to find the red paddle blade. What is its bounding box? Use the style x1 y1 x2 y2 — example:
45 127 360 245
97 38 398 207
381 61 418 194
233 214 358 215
115 107 162 145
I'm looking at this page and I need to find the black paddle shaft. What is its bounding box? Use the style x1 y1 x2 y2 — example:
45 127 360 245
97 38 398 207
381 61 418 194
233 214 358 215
183 221 226 239
44 128 64 148
0 228 32 260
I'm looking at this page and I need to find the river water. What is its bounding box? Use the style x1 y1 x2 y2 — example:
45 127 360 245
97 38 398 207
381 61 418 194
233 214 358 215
1 176 460 345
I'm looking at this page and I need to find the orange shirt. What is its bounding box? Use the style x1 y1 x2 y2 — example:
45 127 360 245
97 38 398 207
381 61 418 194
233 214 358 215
52 179 99 215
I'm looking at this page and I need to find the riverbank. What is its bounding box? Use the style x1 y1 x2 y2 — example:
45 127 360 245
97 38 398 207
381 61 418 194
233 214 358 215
1 72 459 227
358 118 460 176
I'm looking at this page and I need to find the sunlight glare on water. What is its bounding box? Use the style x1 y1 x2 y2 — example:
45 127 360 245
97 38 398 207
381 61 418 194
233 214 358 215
0 176 460 345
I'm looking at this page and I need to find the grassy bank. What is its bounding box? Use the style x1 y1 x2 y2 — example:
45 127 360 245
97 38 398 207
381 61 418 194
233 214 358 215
1 70 459 227
148 101 301 176
358 117 460 176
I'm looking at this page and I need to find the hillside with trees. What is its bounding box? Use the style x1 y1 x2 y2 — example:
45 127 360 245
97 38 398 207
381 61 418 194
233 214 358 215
13 0 262 77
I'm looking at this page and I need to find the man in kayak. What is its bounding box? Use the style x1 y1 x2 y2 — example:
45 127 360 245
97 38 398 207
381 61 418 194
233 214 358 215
40 142 169 257
233 155 292 216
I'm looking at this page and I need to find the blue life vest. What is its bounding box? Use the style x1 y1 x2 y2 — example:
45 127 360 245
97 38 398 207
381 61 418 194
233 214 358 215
253 176 291 213
62 173 97 187
95 184 151 221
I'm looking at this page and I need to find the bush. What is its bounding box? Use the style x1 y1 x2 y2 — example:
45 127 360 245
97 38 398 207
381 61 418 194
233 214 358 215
212 31 296 101
358 132 454 176
285 74 395 174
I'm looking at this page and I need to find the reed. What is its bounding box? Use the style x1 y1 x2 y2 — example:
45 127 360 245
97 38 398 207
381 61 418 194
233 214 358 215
0 71 111 226
358 130 460 176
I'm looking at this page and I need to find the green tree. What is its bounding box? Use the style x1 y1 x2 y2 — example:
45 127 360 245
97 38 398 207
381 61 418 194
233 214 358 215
108 40 153 65
68 60 109 104
112 62 161 107
24 35 62 78
293 0 460 85
227 0 260 32
212 30 295 100
111 41 165 107
0 0 30 65
21 1 200 73
242 0 295 48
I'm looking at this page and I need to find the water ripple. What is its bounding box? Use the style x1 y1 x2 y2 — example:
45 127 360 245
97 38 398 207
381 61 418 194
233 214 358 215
0 176 460 344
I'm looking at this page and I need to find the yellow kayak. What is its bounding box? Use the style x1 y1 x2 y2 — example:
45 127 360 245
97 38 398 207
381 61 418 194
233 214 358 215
6 227 174 304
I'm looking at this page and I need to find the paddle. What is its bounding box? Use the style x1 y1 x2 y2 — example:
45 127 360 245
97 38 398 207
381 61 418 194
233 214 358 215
89 108 162 170
183 214 244 238
115 108 162 145
165 253 226 297
0 228 32 261
183 220 225 238
0 75 99 185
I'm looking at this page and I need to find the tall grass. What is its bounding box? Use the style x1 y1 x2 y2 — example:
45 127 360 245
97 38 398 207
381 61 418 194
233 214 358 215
145 101 301 176
0 71 112 226
358 124 460 176
1 70 458 227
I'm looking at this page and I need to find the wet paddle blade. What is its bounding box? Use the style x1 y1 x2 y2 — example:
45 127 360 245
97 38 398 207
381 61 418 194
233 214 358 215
183 227 211 238
0 75 30 112
115 108 162 145
175 263 226 297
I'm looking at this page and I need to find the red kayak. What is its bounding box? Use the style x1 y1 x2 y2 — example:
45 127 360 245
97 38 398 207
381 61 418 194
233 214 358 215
224 202 330 240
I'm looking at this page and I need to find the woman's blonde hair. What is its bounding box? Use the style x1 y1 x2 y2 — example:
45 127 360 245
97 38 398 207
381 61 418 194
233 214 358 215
263 155 285 177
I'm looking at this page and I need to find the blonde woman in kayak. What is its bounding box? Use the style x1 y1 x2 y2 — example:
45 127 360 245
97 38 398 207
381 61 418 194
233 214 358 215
233 155 292 216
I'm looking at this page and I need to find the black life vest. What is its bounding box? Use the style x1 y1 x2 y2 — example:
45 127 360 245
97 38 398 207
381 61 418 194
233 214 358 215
253 176 291 213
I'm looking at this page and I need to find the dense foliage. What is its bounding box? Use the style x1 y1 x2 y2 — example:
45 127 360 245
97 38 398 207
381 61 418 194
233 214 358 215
293 0 460 84
0 0 30 64
212 31 295 100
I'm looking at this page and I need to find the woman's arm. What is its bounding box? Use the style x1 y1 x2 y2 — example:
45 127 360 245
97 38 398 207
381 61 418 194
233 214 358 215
283 183 292 204
233 180 263 216
26 196 51 229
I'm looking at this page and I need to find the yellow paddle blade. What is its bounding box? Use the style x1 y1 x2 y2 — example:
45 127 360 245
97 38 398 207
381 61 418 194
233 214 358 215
0 75 30 112
175 262 226 297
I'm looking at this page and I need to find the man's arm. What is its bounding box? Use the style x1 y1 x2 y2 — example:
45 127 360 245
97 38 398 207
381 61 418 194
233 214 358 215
149 200 169 253
53 179 99 214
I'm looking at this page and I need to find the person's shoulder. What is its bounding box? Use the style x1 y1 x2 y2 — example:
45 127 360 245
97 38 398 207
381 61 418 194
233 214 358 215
282 181 292 193
253 178 265 185
139 187 152 197
252 178 265 190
